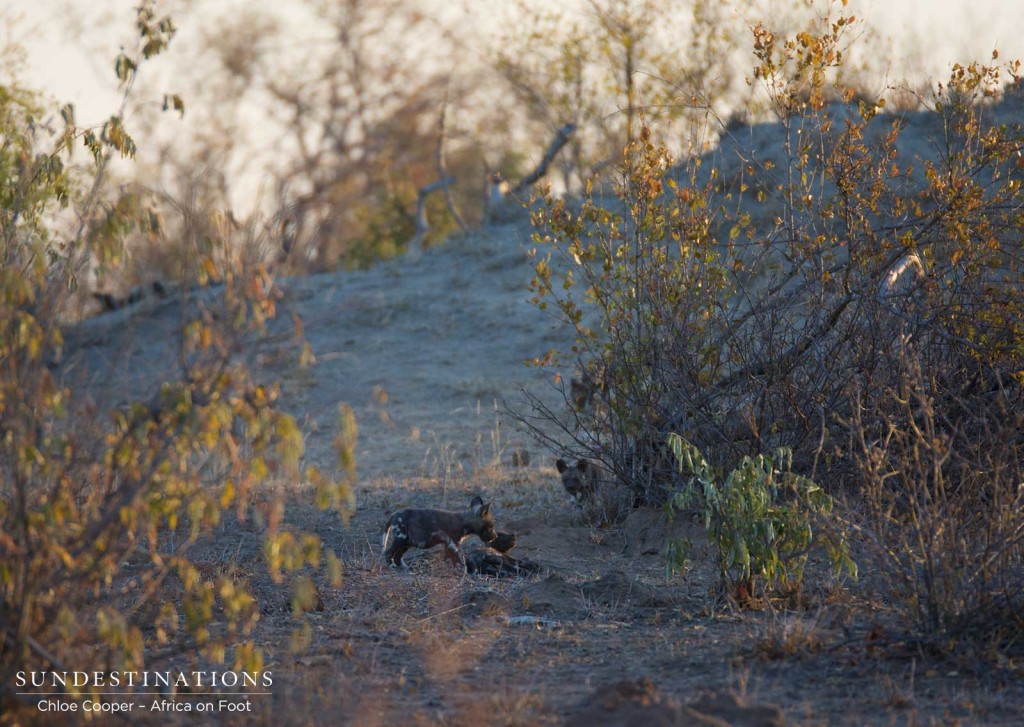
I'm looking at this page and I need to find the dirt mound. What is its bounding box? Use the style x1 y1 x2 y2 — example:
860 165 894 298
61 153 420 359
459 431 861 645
622 507 705 557
515 570 669 617
566 678 786 727
505 515 551 534
579 570 668 608
507 522 612 566
460 588 514 619
517 574 582 616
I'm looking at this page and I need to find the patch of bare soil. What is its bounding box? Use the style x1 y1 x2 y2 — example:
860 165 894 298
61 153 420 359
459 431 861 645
59 214 1024 726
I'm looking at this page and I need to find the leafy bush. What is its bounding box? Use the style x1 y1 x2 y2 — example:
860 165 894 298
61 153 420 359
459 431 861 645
667 435 854 599
518 5 1024 661
515 8 874 503
0 4 354 706
518 123 730 506
520 2 1024 495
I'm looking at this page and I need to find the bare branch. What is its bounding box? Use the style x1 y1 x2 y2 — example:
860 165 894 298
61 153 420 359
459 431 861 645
509 123 577 197
409 175 457 250
437 86 468 233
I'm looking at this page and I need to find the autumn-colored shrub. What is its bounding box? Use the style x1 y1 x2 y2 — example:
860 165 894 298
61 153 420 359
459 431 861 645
519 2 1024 659
523 4 1024 485
0 4 354 708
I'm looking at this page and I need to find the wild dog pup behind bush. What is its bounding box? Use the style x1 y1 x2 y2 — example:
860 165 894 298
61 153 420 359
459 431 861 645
556 458 631 524
556 458 600 503
382 496 498 570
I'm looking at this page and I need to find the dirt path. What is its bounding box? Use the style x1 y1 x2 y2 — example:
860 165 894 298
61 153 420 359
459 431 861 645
269 224 567 484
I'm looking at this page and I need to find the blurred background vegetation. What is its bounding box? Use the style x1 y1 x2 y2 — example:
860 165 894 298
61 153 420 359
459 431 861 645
8 0 1022 291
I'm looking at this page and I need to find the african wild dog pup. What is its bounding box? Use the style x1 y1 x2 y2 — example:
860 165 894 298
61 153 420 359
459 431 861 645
556 458 629 525
381 496 498 570
556 458 600 504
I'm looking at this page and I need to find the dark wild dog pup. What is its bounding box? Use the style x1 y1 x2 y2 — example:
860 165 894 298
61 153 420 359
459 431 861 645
465 549 543 577
556 458 600 504
556 457 631 524
382 496 498 570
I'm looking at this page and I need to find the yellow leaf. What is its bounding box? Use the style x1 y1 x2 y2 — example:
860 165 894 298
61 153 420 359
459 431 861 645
221 479 235 507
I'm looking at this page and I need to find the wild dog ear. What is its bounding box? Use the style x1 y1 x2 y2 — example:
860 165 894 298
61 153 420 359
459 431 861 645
470 495 484 509
481 501 491 517
556 459 568 473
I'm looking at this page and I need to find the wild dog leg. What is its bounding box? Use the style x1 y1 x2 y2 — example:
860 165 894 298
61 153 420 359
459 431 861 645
436 531 468 572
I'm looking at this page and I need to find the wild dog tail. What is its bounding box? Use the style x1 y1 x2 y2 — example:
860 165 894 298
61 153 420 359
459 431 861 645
381 515 395 554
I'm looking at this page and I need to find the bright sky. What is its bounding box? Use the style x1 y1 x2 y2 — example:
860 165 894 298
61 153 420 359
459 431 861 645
11 0 1024 122
856 0 1024 77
